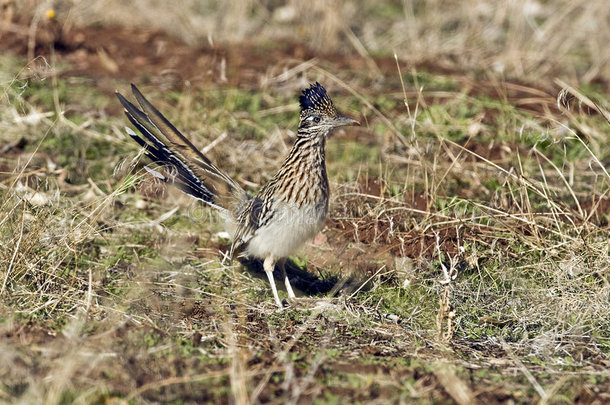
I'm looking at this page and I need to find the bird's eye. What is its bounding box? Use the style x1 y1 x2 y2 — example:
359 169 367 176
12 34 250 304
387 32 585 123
307 115 322 123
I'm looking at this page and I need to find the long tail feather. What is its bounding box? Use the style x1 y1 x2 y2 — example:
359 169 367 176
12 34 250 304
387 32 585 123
116 85 247 210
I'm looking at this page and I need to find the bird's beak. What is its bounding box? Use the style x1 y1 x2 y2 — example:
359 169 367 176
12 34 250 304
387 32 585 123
331 116 360 128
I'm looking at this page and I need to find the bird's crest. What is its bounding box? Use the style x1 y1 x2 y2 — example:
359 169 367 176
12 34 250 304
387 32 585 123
299 82 338 118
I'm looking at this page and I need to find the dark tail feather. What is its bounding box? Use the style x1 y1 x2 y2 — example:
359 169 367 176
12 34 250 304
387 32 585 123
125 126 215 204
116 86 247 210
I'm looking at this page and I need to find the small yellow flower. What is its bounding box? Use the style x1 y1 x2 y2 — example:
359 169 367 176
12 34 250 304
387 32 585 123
46 9 55 19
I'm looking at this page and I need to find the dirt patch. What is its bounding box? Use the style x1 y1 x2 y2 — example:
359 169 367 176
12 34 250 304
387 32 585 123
1 320 57 346
1 19 585 121
462 139 526 163
581 196 610 227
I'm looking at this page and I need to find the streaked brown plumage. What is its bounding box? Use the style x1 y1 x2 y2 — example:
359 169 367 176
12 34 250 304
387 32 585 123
116 83 359 307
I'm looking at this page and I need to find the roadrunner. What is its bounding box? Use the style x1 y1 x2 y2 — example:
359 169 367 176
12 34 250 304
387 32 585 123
116 83 359 307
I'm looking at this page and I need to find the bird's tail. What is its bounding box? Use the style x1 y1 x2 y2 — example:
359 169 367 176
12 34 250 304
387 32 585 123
116 84 247 211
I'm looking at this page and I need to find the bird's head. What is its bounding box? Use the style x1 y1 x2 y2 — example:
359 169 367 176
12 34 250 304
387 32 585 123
297 82 359 138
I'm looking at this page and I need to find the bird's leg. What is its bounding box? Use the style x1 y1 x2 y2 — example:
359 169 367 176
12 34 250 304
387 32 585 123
279 258 296 299
263 255 282 308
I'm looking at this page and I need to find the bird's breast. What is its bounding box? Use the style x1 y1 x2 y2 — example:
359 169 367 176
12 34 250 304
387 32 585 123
244 200 328 259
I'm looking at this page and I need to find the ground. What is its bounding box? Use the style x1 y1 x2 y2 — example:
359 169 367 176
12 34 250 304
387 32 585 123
1 2 609 404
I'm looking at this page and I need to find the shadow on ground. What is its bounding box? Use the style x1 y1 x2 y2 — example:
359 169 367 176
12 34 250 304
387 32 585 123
239 257 361 298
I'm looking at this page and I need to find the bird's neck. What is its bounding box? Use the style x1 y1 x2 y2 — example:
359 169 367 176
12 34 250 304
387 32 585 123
269 133 329 205
284 133 327 173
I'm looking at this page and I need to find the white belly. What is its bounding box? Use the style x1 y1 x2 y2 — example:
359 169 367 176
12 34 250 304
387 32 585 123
244 201 327 259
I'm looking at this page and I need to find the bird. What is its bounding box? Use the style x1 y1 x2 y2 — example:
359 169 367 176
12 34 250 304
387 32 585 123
116 82 359 307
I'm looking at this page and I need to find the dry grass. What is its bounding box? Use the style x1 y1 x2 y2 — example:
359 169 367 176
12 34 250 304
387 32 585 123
8 0 610 84
1 1 609 403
